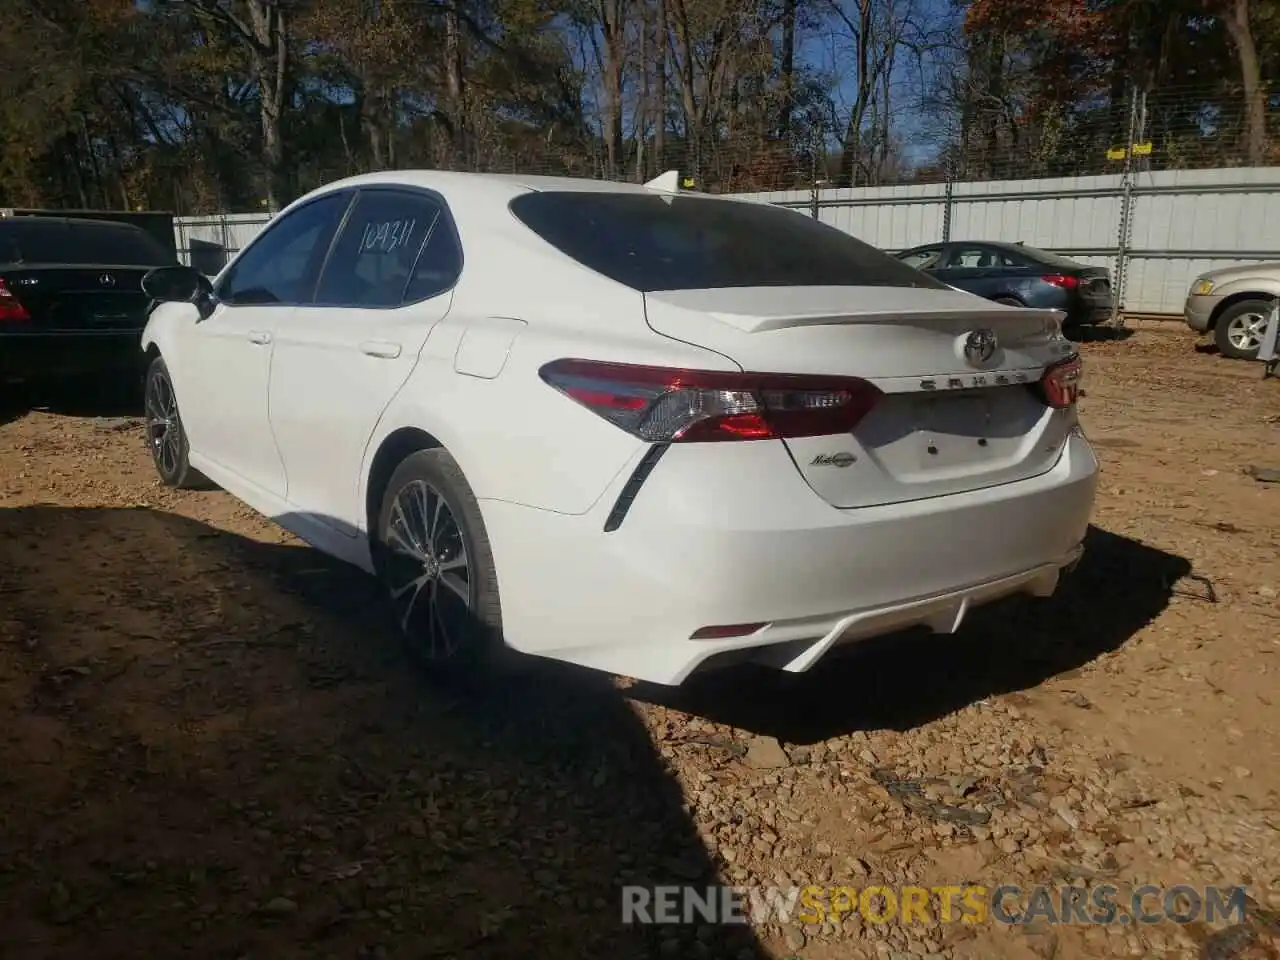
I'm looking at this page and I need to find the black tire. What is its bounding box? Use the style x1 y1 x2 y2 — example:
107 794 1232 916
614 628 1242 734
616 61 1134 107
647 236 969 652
993 296 1024 307
1214 298 1272 360
373 448 506 677
144 356 212 489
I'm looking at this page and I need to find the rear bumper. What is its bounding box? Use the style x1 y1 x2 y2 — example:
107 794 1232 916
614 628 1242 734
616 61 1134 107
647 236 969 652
0 330 145 382
1066 301 1113 326
481 430 1100 685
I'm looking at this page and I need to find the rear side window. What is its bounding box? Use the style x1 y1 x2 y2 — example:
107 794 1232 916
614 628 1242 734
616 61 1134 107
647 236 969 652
314 190 450 307
508 192 946 293
0 219 170 266
949 246 1020 268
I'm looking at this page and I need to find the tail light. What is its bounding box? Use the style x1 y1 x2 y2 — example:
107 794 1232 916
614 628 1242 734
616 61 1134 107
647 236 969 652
1037 354 1083 408
1042 274 1080 290
0 278 30 322
538 358 882 442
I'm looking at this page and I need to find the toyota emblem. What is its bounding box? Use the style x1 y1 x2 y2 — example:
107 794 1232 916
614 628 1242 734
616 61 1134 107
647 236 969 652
99 273 117 287
962 329 998 366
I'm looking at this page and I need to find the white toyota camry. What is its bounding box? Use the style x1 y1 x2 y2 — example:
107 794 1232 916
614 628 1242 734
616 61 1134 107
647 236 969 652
139 170 1098 686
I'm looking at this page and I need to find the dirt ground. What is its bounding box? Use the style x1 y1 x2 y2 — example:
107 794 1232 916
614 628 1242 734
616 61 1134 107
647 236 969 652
1 326 1278 960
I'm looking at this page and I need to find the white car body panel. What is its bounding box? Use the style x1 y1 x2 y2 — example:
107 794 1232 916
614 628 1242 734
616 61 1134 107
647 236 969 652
140 170 1099 686
481 430 1095 684
268 294 453 537
174 301 289 497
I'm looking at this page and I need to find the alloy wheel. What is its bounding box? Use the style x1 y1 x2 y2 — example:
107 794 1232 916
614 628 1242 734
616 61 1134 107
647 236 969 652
383 479 472 658
145 368 181 476
1227 311 1267 352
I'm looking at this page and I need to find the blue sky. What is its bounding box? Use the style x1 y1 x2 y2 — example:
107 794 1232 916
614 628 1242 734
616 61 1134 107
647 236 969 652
566 0 961 167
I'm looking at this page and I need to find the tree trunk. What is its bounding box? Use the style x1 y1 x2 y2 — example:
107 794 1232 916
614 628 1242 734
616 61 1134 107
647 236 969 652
243 0 289 211
1222 0 1268 165
836 0 874 187
778 0 796 138
638 4 649 180
654 0 667 170
598 0 626 180
444 3 466 166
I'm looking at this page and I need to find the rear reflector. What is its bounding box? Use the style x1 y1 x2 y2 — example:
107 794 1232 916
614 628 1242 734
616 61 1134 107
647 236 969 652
1042 274 1080 290
539 359 881 442
1038 354 1083 408
690 622 768 640
0 278 30 322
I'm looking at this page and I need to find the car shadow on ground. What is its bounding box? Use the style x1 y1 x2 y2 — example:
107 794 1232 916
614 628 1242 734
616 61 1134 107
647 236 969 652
0 505 767 959
631 526 1192 744
0 375 145 427
1068 325 1133 343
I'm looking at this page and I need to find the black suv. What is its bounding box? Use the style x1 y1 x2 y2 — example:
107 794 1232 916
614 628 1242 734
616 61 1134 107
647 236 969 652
0 216 177 386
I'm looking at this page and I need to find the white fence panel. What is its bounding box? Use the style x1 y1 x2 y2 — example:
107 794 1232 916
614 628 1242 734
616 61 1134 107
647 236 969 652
1121 168 1280 312
174 212 273 275
175 167 1280 314
949 174 1124 254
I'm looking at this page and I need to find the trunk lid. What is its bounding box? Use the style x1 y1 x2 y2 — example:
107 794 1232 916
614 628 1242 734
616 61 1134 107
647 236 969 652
0 266 154 331
1069 266 1112 307
643 285 1080 508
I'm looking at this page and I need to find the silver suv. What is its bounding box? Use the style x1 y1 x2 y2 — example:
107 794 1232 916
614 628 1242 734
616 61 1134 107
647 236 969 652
1183 263 1279 360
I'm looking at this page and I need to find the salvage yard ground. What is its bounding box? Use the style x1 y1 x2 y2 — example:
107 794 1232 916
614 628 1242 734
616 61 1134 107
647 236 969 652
1 327 1278 960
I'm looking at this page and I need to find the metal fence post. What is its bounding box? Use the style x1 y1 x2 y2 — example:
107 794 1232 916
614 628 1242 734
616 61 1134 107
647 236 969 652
1111 87 1145 327
942 173 954 243
809 122 821 219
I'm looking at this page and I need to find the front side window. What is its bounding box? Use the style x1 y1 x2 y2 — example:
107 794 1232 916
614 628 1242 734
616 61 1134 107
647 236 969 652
508 192 946 293
218 192 351 305
314 190 447 308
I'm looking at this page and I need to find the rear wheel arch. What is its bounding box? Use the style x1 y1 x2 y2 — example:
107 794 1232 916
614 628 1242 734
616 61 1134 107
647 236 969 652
992 295 1025 307
364 426 444 538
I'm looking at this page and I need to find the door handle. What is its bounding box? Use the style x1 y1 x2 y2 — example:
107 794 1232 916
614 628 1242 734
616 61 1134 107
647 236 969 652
247 330 272 345
359 340 402 359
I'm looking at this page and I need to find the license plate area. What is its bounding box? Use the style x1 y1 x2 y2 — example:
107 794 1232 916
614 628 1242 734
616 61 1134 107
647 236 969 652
910 393 1003 471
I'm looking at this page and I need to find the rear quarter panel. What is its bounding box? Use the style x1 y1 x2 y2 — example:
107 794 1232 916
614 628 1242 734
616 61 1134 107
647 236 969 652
357 226 741 519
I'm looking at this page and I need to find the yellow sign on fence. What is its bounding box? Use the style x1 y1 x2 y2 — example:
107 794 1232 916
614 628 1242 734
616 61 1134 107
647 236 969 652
1107 141 1153 160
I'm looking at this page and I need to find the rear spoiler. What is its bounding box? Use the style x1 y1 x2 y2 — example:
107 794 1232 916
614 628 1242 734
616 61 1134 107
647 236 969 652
643 170 680 193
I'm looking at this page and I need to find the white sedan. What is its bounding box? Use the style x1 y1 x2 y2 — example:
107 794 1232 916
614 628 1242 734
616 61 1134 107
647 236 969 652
139 171 1098 686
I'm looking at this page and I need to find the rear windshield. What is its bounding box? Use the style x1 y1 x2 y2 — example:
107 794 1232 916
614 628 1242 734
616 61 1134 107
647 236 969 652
508 191 947 292
0 219 171 267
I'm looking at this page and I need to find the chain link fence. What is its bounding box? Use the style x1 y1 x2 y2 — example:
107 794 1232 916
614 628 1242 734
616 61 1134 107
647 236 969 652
177 84 1280 316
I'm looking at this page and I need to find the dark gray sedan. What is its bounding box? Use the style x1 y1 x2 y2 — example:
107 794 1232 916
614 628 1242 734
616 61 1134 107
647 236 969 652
894 240 1114 331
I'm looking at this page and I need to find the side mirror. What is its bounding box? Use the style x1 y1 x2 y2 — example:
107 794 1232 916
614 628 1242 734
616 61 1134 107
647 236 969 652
142 265 212 305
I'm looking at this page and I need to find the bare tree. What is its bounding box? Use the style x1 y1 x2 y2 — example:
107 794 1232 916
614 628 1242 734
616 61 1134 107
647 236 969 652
1220 0 1269 164
174 0 293 209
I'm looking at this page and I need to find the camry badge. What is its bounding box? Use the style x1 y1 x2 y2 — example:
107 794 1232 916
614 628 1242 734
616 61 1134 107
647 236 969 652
963 328 998 366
